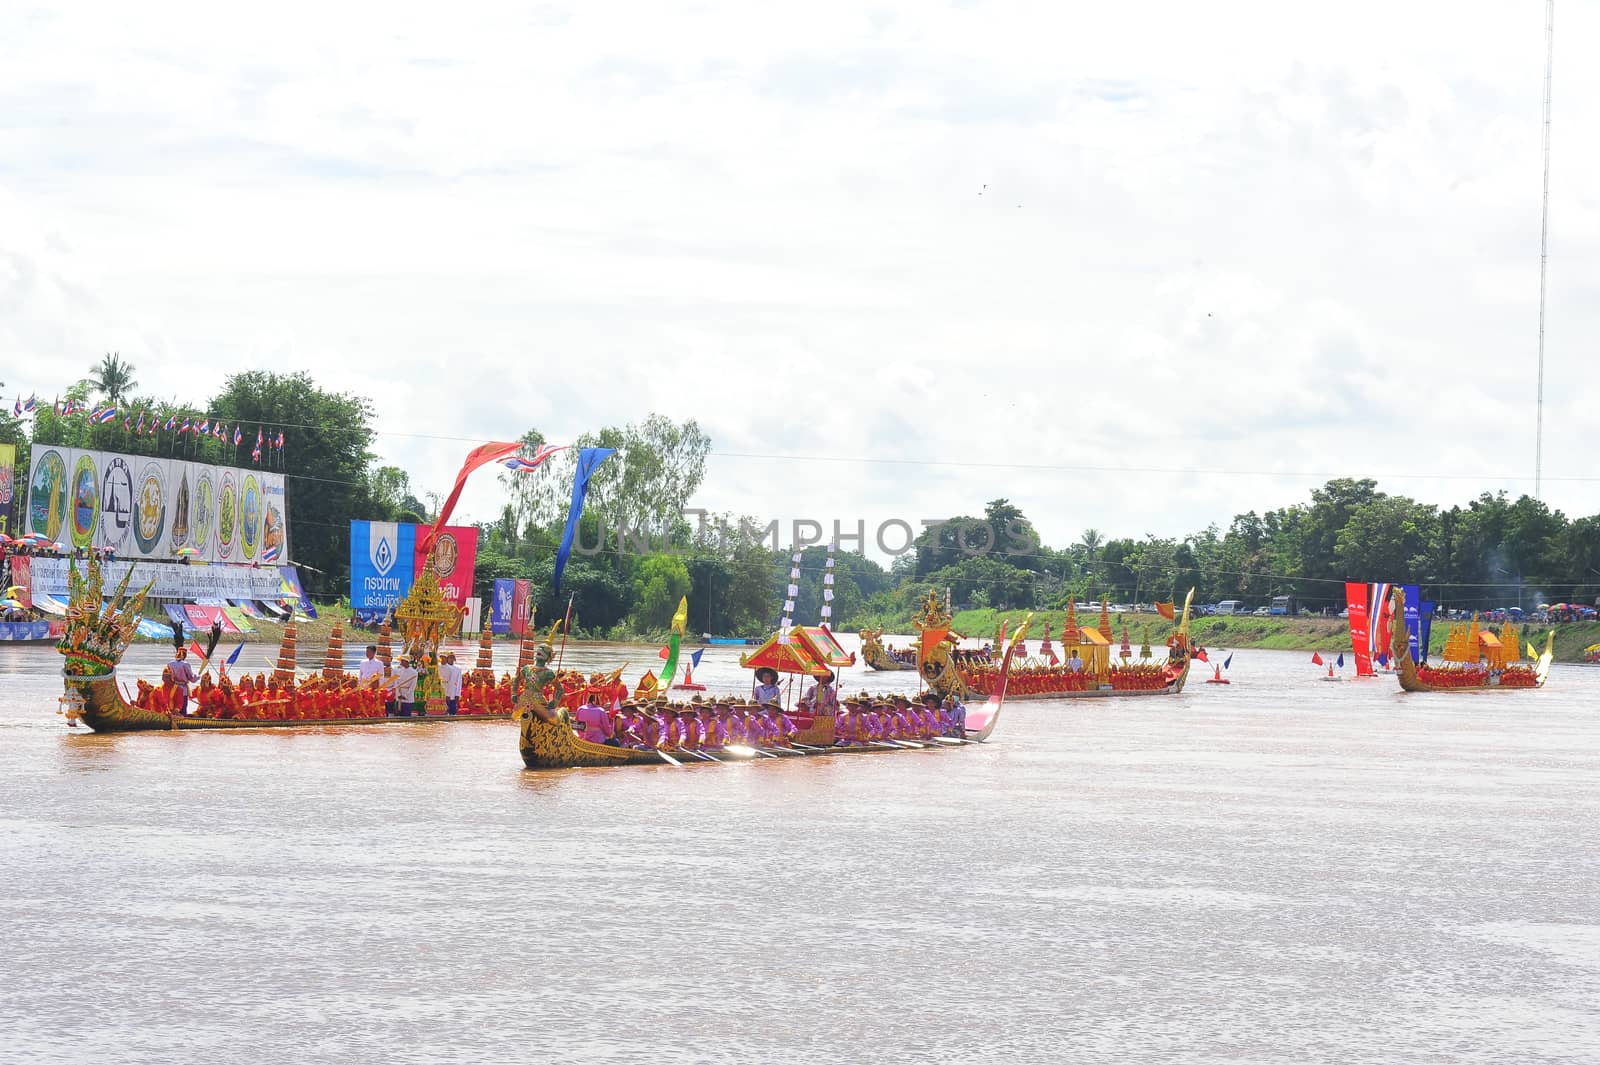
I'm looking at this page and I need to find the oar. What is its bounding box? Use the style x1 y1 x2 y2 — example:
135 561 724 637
657 750 683 767
725 743 778 759
687 749 722 763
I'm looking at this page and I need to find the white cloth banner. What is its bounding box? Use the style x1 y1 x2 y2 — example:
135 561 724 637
28 556 297 601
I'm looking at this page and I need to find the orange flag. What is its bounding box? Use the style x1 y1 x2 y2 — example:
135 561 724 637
920 628 950 663
1155 601 1175 620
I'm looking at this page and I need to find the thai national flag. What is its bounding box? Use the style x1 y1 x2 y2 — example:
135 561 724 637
252 429 262 462
274 431 284 449
164 414 176 431
233 426 242 445
22 394 37 413
180 418 192 434
53 396 62 417
197 418 210 434
261 543 281 563
92 407 118 425
136 412 145 434
11 396 20 416
502 443 569 473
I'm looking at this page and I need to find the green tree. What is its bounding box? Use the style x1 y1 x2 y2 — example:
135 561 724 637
630 554 692 632
88 353 139 404
1335 495 1439 581
208 371 385 594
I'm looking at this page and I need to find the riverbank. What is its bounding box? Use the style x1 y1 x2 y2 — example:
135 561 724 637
942 608 1599 663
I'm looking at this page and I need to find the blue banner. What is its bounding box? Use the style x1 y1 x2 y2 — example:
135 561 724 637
1419 600 1435 664
350 521 416 613
491 578 515 634
553 447 614 595
1402 584 1421 664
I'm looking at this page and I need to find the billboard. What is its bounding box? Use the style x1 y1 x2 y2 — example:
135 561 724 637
24 447 287 564
412 525 479 607
0 443 14 532
350 521 479 613
350 521 416 613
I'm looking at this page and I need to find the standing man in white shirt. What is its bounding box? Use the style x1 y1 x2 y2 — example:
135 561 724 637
357 645 384 688
440 652 464 715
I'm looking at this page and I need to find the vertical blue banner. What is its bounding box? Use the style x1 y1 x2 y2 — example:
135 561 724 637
1418 600 1435 663
491 578 515 634
350 521 416 612
1402 584 1421 663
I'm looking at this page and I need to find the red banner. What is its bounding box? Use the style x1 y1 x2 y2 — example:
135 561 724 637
412 524 478 608
510 579 533 636
1345 582 1373 677
10 556 31 608
184 604 242 634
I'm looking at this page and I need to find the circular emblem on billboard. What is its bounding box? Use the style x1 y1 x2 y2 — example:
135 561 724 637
98 457 135 553
133 460 167 555
28 449 68 542
192 470 215 556
241 474 260 559
69 455 100 549
217 471 238 560
262 501 285 562
430 532 459 579
169 466 192 550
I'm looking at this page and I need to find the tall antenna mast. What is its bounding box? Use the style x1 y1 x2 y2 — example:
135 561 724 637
1535 0 1554 500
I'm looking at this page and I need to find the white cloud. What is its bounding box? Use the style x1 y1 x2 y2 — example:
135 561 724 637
2 0 1597 560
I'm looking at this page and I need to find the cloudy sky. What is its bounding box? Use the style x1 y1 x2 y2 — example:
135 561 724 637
4 1 1596 558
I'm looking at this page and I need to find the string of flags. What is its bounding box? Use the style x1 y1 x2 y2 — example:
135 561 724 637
11 393 288 465
820 540 836 624
778 550 803 645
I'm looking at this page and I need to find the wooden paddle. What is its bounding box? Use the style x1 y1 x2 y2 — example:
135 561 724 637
657 750 683 767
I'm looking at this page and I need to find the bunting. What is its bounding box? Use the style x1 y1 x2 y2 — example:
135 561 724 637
819 540 836 623
779 550 802 645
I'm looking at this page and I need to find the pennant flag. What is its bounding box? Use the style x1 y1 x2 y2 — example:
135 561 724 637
1528 641 1538 660
552 447 615 594
689 648 704 669
502 443 569 473
421 440 524 555
188 640 208 662
657 644 670 660
1336 652 1344 668
1194 648 1209 663
1154 600 1175 620
226 643 244 666
657 596 690 689
1311 652 1324 665
1223 652 1233 670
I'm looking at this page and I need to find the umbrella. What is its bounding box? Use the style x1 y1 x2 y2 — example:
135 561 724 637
174 546 201 557
0 598 25 611
1537 603 1550 610
0 534 11 545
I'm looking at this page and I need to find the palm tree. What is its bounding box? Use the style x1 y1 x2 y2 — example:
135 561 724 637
89 353 139 404
1077 528 1103 558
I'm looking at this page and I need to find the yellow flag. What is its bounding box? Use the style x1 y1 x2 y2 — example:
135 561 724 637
1527 642 1537 660
671 596 688 635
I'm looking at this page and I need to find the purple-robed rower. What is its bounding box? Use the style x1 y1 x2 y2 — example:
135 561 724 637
168 646 200 715
574 699 616 745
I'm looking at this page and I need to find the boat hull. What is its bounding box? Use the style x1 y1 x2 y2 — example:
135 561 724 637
519 692 1007 770
1390 588 1553 693
62 669 511 732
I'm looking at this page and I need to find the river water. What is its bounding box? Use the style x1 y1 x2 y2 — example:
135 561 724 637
3 639 1598 1064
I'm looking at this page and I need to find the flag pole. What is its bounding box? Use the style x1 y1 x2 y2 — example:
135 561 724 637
555 593 576 670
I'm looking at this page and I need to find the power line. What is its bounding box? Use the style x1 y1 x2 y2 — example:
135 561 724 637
1535 0 1556 500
